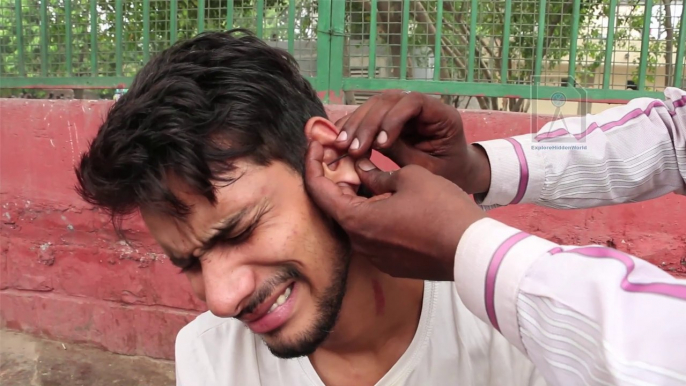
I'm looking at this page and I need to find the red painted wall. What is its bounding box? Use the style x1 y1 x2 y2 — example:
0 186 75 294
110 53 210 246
1 100 684 361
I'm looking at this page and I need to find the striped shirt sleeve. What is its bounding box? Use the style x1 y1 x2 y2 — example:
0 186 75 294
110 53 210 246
453 217 686 386
473 87 686 210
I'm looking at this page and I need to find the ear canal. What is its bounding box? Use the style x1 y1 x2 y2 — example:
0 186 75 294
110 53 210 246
321 151 361 192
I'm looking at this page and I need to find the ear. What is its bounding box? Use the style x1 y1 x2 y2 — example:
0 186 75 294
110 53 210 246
304 116 361 194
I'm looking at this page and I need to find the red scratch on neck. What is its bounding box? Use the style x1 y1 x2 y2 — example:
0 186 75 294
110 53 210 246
372 279 385 316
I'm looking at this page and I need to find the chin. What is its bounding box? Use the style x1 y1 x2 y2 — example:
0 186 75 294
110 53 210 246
263 266 350 359
261 287 347 358
262 325 332 359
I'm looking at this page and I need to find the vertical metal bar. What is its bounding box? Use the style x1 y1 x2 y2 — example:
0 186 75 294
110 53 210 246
14 0 25 76
115 0 123 76
198 0 205 32
90 0 97 75
638 0 654 90
315 0 332 101
256 0 264 38
143 0 150 62
602 0 618 89
567 0 582 86
433 0 444 81
40 0 48 77
673 1 686 87
170 0 178 44
500 0 512 83
400 0 410 79
466 0 477 81
368 0 378 79
288 0 295 54
226 0 233 28
329 0 346 100
533 0 547 82
65 0 72 76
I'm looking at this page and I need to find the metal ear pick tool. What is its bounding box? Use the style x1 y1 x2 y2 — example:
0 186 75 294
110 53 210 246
327 153 349 167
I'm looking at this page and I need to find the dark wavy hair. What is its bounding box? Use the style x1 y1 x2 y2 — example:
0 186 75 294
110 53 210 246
75 29 326 227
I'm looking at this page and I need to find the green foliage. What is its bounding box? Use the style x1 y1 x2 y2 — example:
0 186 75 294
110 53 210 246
0 0 315 79
0 0 678 104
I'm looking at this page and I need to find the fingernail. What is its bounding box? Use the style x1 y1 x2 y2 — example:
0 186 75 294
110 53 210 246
357 159 376 172
376 131 388 144
350 138 360 150
336 131 348 142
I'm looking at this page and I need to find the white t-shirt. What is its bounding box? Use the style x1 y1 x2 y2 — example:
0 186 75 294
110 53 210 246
175 281 547 385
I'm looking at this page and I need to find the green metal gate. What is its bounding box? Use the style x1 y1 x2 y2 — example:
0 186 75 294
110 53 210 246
1 0 684 103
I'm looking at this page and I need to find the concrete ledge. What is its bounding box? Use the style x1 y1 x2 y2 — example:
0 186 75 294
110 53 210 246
0 329 175 385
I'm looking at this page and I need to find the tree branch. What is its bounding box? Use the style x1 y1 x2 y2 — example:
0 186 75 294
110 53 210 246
442 1 498 83
476 96 489 109
490 96 499 110
408 1 458 81
431 8 494 82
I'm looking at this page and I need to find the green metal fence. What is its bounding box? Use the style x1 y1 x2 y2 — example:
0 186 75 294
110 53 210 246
1 0 685 105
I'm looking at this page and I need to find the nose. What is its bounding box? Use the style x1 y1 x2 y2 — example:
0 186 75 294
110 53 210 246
201 263 256 318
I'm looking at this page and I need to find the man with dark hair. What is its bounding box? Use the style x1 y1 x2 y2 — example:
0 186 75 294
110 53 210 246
75 29 544 385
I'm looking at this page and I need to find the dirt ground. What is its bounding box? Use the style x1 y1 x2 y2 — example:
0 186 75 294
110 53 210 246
0 330 175 386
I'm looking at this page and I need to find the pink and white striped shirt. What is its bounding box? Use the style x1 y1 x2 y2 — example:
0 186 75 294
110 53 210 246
454 87 686 385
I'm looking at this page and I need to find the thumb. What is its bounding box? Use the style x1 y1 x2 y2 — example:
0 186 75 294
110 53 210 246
356 159 398 195
305 141 362 221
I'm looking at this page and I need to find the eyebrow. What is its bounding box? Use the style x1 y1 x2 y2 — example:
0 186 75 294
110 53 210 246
167 207 251 268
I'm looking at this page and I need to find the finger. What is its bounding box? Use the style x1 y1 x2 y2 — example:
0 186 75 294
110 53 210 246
304 141 364 222
367 93 421 152
334 90 406 152
378 92 429 137
333 98 380 151
346 96 403 158
334 114 352 132
304 140 327 176
355 159 399 195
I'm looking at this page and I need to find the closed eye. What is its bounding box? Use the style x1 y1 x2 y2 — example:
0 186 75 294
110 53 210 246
220 221 257 245
175 203 269 274
219 204 268 246
176 227 252 274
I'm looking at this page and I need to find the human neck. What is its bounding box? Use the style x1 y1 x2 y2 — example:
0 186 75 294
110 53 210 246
313 254 425 356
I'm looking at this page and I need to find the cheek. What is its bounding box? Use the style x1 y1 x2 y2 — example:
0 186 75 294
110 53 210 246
290 208 344 278
247 206 334 278
244 221 304 265
250 204 313 258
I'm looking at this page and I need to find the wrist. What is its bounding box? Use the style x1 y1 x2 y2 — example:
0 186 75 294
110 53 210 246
465 144 492 195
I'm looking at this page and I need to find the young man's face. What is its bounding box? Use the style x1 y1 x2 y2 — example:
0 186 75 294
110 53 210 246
142 120 361 358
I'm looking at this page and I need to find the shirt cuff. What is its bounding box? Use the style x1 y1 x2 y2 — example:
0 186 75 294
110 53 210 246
453 217 558 354
473 135 546 207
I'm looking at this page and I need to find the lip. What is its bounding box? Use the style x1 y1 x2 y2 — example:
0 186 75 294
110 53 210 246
239 280 294 323
245 282 297 334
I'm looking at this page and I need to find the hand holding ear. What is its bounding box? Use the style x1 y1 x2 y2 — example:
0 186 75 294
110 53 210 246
332 90 492 196
305 141 486 281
